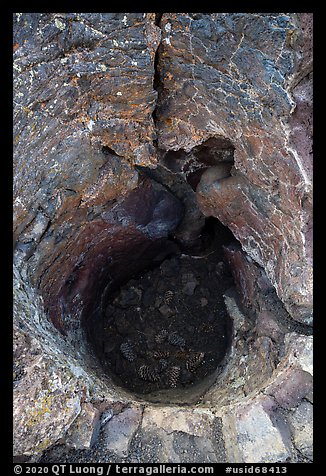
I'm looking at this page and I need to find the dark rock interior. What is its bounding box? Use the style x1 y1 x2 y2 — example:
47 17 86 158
79 138 238 402
29 137 239 405
86 217 235 402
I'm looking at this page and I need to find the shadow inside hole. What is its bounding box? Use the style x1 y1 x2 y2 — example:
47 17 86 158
177 216 236 256
85 217 236 404
160 136 235 192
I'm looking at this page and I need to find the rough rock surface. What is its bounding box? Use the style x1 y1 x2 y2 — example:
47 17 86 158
13 267 102 457
65 403 101 450
156 13 312 323
101 406 143 457
287 400 313 460
38 174 183 334
13 12 313 463
35 290 312 464
13 12 183 337
221 396 293 463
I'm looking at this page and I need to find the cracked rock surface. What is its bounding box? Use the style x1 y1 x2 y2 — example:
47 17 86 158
157 13 312 324
13 13 313 463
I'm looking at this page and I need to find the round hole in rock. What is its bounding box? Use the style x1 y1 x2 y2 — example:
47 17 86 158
84 217 236 404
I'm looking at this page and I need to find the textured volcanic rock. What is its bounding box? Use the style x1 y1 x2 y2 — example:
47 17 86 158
13 13 185 335
13 266 108 457
21 173 183 335
13 12 313 326
13 12 161 270
13 12 313 462
156 13 313 324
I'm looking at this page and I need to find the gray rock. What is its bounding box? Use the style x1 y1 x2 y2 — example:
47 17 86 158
65 403 101 449
102 406 143 457
20 211 49 244
265 368 313 409
182 281 198 296
141 406 215 438
255 310 284 342
129 428 166 463
138 406 220 463
288 401 313 460
13 12 313 464
158 303 174 317
173 432 219 463
222 397 292 463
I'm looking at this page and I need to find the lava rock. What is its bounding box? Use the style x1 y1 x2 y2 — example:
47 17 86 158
265 368 313 409
182 281 198 296
65 403 101 450
102 406 143 457
222 397 292 463
115 316 132 335
158 304 174 317
116 288 142 308
287 401 313 460
156 13 312 324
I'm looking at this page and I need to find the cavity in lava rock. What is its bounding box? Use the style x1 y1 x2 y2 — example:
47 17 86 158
99 250 234 395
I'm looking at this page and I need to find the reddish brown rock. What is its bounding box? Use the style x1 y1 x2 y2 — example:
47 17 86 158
156 13 312 324
265 368 313 409
12 13 313 463
223 244 274 313
13 13 161 260
13 14 186 337
255 310 285 342
33 176 183 334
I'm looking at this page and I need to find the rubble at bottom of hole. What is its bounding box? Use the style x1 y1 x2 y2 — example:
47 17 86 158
98 252 234 394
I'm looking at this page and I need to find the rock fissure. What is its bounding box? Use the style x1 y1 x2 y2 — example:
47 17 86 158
151 13 164 149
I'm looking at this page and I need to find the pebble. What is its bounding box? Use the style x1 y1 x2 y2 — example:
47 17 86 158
117 288 142 308
199 287 210 298
158 304 174 317
182 281 198 296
